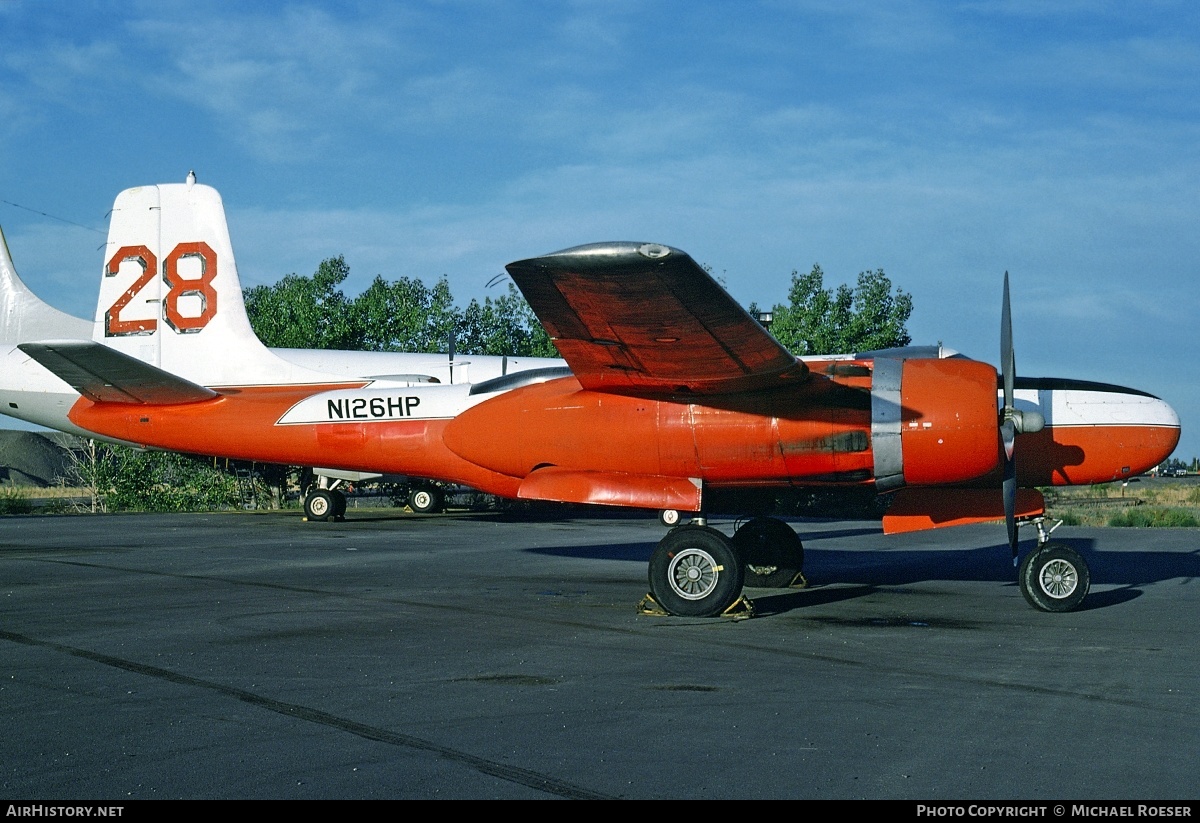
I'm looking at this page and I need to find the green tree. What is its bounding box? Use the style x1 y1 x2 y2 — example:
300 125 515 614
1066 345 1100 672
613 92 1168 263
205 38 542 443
59 437 128 512
353 274 459 353
244 256 364 349
245 258 558 358
103 449 243 512
59 440 245 512
456 283 558 357
767 265 912 355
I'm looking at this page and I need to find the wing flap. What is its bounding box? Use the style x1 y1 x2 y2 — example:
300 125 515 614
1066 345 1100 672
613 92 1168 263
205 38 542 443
518 467 703 511
506 242 807 395
18 340 218 405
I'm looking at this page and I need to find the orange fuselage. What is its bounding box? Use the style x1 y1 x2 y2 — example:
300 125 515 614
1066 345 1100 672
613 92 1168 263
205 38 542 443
66 357 1178 510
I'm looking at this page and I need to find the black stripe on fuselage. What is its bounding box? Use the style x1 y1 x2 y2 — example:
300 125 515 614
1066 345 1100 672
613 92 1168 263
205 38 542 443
1011 376 1159 399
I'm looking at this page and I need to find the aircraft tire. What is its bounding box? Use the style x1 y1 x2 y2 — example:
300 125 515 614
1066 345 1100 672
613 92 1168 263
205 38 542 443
648 525 744 617
1019 542 1090 612
409 485 444 514
733 516 804 588
305 490 335 522
332 490 348 519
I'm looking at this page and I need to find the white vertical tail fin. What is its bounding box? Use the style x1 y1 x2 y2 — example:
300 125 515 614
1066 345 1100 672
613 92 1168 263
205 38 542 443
0 225 92 343
95 182 342 387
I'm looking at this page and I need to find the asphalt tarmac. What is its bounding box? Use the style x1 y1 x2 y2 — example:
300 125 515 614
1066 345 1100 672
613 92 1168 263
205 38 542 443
1 508 1197 800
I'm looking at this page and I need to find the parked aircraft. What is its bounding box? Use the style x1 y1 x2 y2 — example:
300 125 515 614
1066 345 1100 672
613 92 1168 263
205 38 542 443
1 180 1180 617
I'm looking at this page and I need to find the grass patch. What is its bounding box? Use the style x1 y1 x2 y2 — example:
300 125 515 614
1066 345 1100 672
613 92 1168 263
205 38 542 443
1044 480 1200 527
1055 510 1084 526
1107 507 1199 528
0 488 34 515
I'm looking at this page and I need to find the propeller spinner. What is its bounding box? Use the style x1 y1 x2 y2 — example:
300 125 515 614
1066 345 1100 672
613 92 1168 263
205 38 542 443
1000 272 1045 562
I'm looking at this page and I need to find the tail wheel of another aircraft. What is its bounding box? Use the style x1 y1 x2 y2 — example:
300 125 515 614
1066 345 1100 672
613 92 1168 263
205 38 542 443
1019 543 1090 612
732 517 805 588
305 489 335 522
409 485 444 514
648 525 745 617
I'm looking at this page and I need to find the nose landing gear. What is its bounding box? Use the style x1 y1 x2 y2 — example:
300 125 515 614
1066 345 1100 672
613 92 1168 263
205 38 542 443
1017 516 1090 612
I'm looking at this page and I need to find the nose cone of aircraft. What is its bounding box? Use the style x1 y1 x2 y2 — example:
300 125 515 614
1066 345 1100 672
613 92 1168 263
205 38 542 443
1151 395 1182 463
1092 390 1182 475
1012 383 1181 486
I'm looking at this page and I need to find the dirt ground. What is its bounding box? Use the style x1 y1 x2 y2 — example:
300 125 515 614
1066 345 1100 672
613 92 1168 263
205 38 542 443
0 429 77 487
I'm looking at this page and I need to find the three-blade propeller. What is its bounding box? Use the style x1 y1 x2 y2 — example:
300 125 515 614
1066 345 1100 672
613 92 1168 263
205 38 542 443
999 272 1045 562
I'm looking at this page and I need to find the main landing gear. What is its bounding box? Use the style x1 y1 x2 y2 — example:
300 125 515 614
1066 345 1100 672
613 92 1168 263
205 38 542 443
732 516 807 589
1017 517 1090 612
642 516 807 618
304 487 347 522
302 474 350 522
406 484 445 514
641 512 1091 618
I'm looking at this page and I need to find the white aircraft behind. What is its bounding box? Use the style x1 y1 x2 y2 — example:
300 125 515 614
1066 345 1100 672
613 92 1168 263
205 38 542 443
0 177 567 518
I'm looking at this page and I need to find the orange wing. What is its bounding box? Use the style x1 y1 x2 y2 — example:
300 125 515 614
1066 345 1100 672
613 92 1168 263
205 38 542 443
505 242 807 395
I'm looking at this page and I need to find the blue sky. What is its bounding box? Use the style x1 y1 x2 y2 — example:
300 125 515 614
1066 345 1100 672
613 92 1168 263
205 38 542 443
2 1 1198 461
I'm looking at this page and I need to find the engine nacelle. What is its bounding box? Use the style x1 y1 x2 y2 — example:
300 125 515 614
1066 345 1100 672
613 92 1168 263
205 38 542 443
872 357 1001 489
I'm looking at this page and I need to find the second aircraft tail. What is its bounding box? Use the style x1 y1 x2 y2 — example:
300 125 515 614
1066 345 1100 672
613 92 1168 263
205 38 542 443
0 226 92 344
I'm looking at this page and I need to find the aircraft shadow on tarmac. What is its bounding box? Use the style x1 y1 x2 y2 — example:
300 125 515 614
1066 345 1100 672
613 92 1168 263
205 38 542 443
528 527 1200 616
326 511 1197 614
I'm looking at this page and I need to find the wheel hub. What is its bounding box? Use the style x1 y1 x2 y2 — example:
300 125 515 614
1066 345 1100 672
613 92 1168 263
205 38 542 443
668 548 719 600
1039 559 1078 599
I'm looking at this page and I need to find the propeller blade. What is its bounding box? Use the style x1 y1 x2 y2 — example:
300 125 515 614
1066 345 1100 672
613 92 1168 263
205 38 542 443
1001 271 1018 564
1001 271 1014 412
1004 461 1018 563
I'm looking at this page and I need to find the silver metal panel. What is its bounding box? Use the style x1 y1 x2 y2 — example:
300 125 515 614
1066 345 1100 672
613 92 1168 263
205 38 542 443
871 357 904 490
